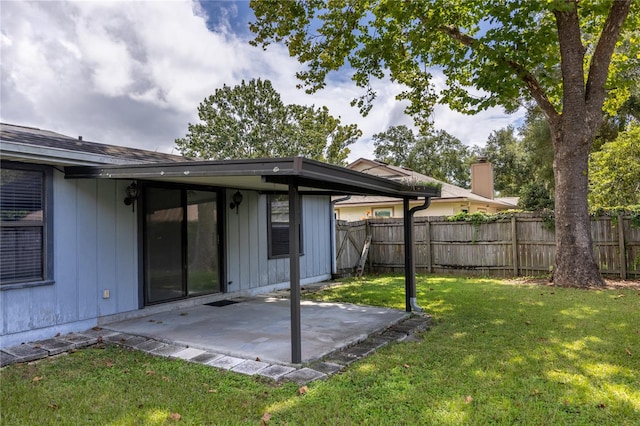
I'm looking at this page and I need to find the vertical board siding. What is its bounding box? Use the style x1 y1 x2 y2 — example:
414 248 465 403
238 190 252 289
4 181 330 344
256 195 269 287
97 180 117 317
247 193 260 289
226 189 241 292
114 181 138 314
2 174 137 340
3 289 30 333
226 192 332 291
336 214 640 279
53 171 79 324
76 179 98 320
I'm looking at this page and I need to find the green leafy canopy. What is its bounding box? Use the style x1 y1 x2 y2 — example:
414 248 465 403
373 125 472 188
175 78 361 165
589 123 640 208
250 0 638 287
250 0 639 131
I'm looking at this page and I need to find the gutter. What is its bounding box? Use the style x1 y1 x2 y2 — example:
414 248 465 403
404 197 432 312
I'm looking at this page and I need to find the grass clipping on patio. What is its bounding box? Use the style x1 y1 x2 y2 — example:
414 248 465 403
2 275 639 425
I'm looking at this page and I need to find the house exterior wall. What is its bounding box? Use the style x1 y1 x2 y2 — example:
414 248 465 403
335 201 503 222
1 180 332 347
1 169 138 347
226 190 332 294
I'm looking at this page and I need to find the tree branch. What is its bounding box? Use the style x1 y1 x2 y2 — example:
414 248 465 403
585 0 631 128
554 2 586 124
434 22 560 127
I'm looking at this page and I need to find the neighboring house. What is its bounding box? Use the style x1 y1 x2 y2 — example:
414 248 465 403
334 158 518 221
0 123 437 360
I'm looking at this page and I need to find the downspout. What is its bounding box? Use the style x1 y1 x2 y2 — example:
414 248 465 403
330 195 351 275
403 197 431 312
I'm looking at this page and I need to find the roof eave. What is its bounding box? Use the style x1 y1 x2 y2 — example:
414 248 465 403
0 140 143 166
64 157 441 199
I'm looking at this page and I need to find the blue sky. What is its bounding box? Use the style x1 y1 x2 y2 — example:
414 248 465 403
0 0 524 161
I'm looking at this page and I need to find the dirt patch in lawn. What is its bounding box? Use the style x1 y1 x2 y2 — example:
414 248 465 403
507 277 640 290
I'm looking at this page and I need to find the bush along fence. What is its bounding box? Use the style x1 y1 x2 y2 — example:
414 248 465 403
335 213 640 279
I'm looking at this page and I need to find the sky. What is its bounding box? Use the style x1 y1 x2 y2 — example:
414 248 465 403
1 0 525 161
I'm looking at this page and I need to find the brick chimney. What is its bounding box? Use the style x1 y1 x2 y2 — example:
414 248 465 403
471 157 494 199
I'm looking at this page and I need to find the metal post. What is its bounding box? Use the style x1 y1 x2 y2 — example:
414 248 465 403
289 183 302 364
404 197 431 313
403 198 413 313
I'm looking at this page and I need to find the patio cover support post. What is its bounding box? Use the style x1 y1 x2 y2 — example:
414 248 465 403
403 197 431 313
289 181 302 364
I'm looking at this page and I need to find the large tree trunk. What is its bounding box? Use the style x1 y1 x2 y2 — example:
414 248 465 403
544 2 632 288
551 124 604 287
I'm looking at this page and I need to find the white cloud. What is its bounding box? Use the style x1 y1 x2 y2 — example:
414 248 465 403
1 0 523 160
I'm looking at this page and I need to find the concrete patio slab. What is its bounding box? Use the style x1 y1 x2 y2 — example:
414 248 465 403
103 296 407 364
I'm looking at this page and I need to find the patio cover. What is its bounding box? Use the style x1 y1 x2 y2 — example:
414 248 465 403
65 157 441 363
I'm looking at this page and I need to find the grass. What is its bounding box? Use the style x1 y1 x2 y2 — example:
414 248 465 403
2 275 639 425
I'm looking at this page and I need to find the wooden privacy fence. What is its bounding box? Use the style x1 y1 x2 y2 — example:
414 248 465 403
335 214 640 279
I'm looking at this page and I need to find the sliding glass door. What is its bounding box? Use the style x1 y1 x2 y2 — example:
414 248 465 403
186 190 219 296
144 186 220 305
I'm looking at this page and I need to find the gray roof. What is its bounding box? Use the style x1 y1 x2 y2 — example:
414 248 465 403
339 158 517 207
0 123 190 165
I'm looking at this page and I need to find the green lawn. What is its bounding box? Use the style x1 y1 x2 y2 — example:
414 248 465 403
2 275 639 425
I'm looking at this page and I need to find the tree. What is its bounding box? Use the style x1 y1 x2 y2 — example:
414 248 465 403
250 0 638 287
373 125 471 187
477 126 529 196
175 78 361 165
373 125 415 167
519 107 556 193
518 181 555 212
589 124 640 208
595 87 640 149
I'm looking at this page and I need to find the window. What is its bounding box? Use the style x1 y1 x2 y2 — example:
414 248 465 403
1 163 52 287
372 207 393 218
267 194 303 258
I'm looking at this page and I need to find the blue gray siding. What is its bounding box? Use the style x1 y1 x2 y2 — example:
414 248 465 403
1 171 138 346
1 179 332 347
225 190 332 294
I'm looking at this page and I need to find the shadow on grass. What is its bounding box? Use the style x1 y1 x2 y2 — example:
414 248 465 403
291 275 640 425
2 275 637 425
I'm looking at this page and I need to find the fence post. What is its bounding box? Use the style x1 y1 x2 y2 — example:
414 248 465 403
366 220 373 272
511 216 519 276
618 214 627 280
426 220 432 273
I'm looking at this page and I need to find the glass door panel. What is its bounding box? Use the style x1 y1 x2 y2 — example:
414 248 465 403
186 190 219 296
144 187 185 304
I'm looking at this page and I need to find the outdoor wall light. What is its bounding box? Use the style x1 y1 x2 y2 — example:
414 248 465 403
229 190 243 214
124 182 140 212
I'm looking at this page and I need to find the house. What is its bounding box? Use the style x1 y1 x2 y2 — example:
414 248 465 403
334 158 518 221
0 123 439 362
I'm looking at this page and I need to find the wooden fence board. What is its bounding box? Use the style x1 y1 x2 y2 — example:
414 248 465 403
336 214 639 279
